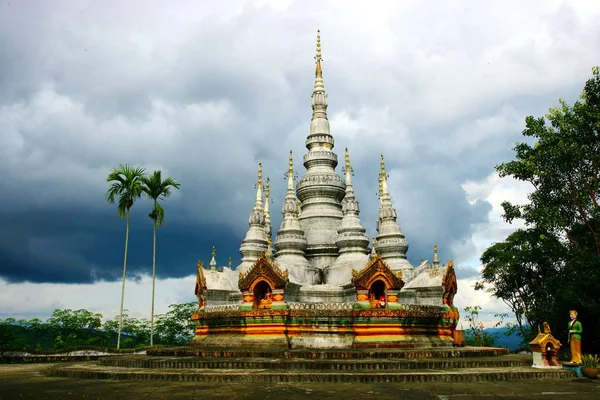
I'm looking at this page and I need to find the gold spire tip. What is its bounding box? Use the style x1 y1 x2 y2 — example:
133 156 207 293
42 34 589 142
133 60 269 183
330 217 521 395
434 244 438 252
288 150 294 173
257 162 263 185
315 29 322 77
228 256 232 267
379 153 387 180
211 246 216 258
344 147 350 170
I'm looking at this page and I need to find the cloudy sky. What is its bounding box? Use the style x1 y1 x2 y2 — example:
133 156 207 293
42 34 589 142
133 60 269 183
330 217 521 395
1 0 599 327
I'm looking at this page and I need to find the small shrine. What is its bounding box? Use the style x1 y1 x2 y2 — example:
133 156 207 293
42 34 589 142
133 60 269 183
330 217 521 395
351 254 404 309
238 255 289 310
530 322 562 368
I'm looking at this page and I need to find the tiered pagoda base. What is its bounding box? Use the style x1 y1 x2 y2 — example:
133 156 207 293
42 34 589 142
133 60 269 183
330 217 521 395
191 304 459 349
45 347 577 383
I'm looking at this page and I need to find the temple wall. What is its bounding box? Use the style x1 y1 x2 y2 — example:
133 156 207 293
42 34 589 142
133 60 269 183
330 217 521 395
206 289 242 305
191 304 458 349
398 287 444 306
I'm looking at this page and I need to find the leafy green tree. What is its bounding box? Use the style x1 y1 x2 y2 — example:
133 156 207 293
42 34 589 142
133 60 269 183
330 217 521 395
104 310 151 348
478 66 600 352
154 302 196 346
106 164 146 350
46 309 103 348
141 170 181 346
477 228 564 341
0 318 27 348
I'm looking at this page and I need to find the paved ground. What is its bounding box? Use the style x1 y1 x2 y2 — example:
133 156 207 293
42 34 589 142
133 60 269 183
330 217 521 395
0 364 599 400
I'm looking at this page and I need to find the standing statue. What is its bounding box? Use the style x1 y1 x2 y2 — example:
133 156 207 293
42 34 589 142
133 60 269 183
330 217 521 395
568 310 582 364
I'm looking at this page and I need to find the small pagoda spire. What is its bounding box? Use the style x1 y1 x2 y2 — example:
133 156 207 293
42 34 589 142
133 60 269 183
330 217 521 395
370 236 377 259
236 162 268 274
433 244 440 268
379 153 389 196
331 147 370 283
375 153 411 271
255 162 264 204
287 150 295 190
228 257 232 269
343 147 354 186
311 29 327 109
264 177 273 241
274 150 309 283
209 246 217 271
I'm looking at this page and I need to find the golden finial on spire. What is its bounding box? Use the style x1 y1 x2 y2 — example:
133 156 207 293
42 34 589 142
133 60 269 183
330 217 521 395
257 162 263 186
265 177 270 199
289 150 294 174
228 257 232 268
372 236 377 247
211 246 216 258
380 153 387 178
434 244 438 253
315 29 322 78
345 147 350 170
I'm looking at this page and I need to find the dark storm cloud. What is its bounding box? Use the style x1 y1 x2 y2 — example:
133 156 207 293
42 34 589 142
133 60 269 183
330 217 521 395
0 206 242 284
1 0 599 284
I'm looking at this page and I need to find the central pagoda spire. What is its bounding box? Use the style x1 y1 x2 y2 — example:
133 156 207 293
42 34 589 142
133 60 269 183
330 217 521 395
296 29 346 274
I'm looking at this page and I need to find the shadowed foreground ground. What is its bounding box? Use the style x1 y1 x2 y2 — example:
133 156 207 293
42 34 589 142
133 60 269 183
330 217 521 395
0 364 599 400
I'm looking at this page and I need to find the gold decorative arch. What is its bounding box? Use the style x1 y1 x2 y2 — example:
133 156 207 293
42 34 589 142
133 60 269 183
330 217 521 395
238 255 289 292
351 254 404 291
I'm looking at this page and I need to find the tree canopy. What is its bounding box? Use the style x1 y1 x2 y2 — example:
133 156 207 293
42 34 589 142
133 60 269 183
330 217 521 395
477 66 600 352
0 303 197 351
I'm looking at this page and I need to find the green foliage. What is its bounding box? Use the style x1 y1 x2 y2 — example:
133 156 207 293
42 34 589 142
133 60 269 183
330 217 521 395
581 354 599 368
463 306 504 347
153 303 197 346
141 170 181 228
0 304 196 350
105 164 146 218
103 310 151 349
46 309 104 349
478 66 600 352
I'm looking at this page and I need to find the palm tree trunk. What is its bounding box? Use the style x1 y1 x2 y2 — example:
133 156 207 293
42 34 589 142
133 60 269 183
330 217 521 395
150 219 157 346
117 211 130 350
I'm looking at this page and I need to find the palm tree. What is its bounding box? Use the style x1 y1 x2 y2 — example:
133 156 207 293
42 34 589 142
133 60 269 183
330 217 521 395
106 164 146 350
141 170 181 346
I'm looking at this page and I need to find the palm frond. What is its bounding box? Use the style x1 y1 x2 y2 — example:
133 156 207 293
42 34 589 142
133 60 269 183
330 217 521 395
105 164 147 218
141 170 181 228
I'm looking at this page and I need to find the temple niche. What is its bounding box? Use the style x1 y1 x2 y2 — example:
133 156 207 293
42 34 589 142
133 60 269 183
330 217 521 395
238 255 289 310
351 254 404 309
190 30 460 349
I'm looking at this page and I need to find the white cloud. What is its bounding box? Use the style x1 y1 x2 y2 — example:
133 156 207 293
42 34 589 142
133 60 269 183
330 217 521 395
0 275 196 322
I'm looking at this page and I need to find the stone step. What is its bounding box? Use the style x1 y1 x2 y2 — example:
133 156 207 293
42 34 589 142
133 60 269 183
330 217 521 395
98 355 531 371
47 363 575 383
148 346 508 359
